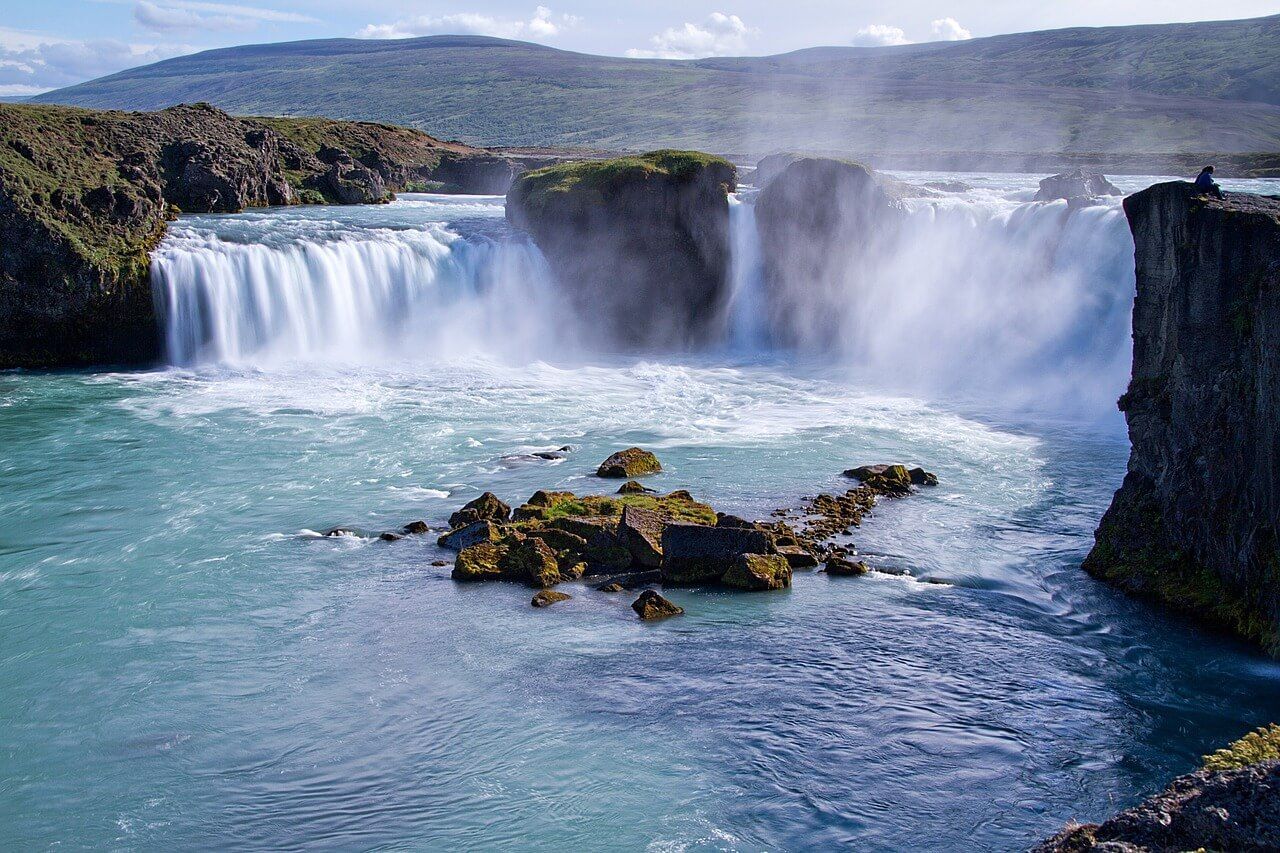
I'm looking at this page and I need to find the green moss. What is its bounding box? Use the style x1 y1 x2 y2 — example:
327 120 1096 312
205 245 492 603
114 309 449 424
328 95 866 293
517 489 717 525
513 149 732 213
1202 724 1280 772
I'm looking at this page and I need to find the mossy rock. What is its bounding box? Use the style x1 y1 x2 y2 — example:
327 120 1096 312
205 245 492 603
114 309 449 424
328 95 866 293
531 590 571 608
596 448 663 478
1203 724 1280 772
452 542 507 581
722 554 793 591
510 150 733 216
632 589 684 620
500 537 561 588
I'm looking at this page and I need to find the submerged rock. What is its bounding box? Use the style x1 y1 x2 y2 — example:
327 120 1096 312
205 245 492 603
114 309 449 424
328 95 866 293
1034 169 1122 203
448 492 511 528
402 520 430 535
378 532 404 542
531 590 571 608
505 150 736 348
632 589 684 620
721 553 793 591
596 448 662 478
323 527 359 538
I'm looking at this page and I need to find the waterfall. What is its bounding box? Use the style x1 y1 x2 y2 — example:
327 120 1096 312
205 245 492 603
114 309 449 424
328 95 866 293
725 194 769 351
153 219 564 366
733 191 1136 412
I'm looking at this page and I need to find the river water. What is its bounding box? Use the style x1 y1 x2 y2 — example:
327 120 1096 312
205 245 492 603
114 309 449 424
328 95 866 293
2 175 1279 850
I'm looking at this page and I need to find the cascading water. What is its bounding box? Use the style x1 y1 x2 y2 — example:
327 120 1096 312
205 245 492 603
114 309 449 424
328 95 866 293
153 183 1136 414
152 196 566 367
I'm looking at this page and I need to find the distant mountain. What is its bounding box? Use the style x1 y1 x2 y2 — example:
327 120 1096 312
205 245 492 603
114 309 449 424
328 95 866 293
33 15 1280 155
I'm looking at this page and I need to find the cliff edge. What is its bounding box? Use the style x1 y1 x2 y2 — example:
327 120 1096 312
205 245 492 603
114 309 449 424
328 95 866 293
0 102 517 369
1085 181 1280 655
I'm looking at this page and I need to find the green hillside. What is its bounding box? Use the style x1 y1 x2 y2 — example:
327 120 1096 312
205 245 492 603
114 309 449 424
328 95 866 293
32 15 1280 155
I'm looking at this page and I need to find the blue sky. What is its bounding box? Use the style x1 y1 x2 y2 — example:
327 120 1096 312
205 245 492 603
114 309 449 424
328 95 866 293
2 0 1277 96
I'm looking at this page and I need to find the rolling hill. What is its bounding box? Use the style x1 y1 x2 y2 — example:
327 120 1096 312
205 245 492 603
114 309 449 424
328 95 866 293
33 15 1280 156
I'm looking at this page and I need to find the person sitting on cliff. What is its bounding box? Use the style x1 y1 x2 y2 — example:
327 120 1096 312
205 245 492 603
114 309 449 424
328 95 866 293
1194 165 1224 198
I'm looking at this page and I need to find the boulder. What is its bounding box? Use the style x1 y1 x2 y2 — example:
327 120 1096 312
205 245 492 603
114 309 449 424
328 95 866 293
596 581 626 593
661 523 776 585
500 537 561 588
323 527 358 538
506 150 736 347
777 545 820 569
531 590 571 608
617 480 656 494
632 589 684 620
378 532 404 542
582 530 634 573
825 557 869 576
524 527 588 557
512 490 576 521
448 492 511 528
617 504 665 567
596 448 662 478
721 553 793 591
907 467 938 486
844 464 914 496
1034 169 1122 203
452 542 507 581
438 520 501 551
402 520 430 535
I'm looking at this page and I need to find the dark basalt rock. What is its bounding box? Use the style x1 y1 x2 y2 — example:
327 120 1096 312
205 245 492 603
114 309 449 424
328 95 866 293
438 520 502 551
379 532 404 542
1036 763 1280 852
1034 168 1123 203
448 492 511 528
1084 183 1280 656
661 523 776 585
402 520 430 535
825 557 870 576
632 589 684 620
617 504 665 567
721 553 792 591
596 447 662 478
531 589 571 608
506 151 736 348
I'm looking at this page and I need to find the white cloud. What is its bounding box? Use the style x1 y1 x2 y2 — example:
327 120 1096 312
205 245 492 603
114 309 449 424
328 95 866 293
359 6 577 41
626 12 756 59
133 0 318 34
851 24 911 47
0 27 192 94
930 17 971 41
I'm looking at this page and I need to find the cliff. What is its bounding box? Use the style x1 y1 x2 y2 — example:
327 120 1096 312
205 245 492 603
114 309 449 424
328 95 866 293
505 150 736 348
0 102 517 368
1084 182 1280 655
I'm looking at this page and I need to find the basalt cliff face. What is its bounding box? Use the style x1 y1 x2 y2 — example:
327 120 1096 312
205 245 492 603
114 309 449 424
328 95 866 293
1085 182 1280 655
505 150 736 348
0 102 519 368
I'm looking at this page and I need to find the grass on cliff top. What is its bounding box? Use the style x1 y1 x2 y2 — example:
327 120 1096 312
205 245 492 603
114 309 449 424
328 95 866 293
253 115 472 166
1202 724 1280 771
515 149 731 209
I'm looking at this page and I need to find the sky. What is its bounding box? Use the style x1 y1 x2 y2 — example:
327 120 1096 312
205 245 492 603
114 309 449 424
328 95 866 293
2 0 1277 96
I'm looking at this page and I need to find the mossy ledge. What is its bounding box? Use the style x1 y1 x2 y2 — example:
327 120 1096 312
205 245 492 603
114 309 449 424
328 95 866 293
1084 183 1280 657
505 150 736 348
0 102 518 369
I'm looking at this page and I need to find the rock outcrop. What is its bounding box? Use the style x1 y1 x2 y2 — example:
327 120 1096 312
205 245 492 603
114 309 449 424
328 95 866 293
1084 183 1280 655
753 158 911 350
1034 168 1123 203
1035 725 1280 852
596 447 662 478
0 102 522 369
505 150 736 348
